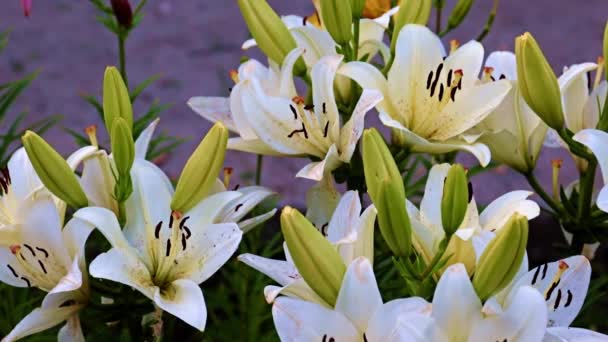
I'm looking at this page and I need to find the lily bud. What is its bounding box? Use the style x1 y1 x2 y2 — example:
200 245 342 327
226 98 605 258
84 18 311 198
110 0 133 29
391 0 432 51
281 207 346 306
362 128 412 257
441 164 469 237
515 32 565 130
103 66 133 135
442 235 476 276
171 122 228 213
111 117 135 177
446 0 473 31
22 131 88 209
351 0 365 19
237 0 305 75
320 0 353 45
473 214 529 301
604 21 608 81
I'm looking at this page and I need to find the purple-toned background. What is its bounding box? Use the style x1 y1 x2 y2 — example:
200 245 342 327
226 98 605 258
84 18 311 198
1 0 606 206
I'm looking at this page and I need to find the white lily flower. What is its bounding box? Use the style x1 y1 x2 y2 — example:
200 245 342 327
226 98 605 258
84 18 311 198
272 257 442 341
546 61 607 171
407 163 540 264
426 256 608 342
477 51 549 173
339 24 511 166
0 198 94 341
239 190 376 305
190 48 383 181
72 159 271 331
573 128 608 213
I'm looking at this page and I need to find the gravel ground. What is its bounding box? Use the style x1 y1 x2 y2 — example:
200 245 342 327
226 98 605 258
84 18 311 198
1 0 607 206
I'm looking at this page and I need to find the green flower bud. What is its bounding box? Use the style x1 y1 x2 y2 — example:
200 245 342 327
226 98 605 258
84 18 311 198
237 0 305 75
281 206 346 306
515 32 565 130
391 0 432 51
446 0 473 31
22 131 88 209
473 214 528 301
111 117 135 177
362 128 412 257
351 0 365 19
171 122 228 213
442 235 476 276
604 21 608 81
320 0 353 45
441 164 469 237
103 66 133 135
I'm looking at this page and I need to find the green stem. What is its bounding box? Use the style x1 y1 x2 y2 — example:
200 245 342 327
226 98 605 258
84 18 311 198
577 160 597 220
118 31 128 88
352 19 361 61
118 201 127 227
255 155 263 186
435 6 442 33
524 172 564 216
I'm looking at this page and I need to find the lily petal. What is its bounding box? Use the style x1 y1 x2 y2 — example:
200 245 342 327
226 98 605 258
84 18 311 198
272 297 359 340
187 97 237 132
339 89 384 161
2 304 82 342
134 118 160 159
296 144 341 181
311 55 342 143
73 207 129 250
544 327 608 341
479 190 540 232
238 253 299 286
57 316 85 342
559 63 597 132
154 278 207 331
366 298 442 342
485 51 517 80
215 186 276 224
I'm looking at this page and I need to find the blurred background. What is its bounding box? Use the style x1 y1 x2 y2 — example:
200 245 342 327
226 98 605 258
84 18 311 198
0 0 607 207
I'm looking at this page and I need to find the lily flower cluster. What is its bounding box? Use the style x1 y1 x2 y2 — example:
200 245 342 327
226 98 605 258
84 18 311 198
3 0 608 340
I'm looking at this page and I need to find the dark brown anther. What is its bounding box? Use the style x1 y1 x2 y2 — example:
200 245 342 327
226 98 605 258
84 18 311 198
290 104 298 119
6 265 18 278
565 290 573 307
531 265 541 285
169 214 174 229
304 104 315 111
179 216 190 230
23 244 36 257
499 74 506 80
287 123 308 139
181 234 187 251
450 87 458 102
35 247 49 258
323 121 329 138
430 63 444 97
183 226 192 239
545 279 560 300
447 69 453 86
155 222 163 239
553 289 562 309
233 184 240 191
321 223 329 236
438 84 445 101
165 240 172 257
322 102 327 114
235 203 244 212
426 71 433 89
38 260 47 274
21 277 31 287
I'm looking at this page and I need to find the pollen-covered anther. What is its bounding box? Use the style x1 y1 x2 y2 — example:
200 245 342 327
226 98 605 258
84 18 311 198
223 167 233 188
482 67 495 82
558 260 569 271
85 124 99 147
9 245 21 255
449 39 460 53
229 69 239 84
552 159 563 169
171 210 183 221
292 96 305 105
594 56 604 89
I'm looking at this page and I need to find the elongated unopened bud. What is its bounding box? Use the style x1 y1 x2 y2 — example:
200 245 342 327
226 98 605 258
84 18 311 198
515 32 564 130
171 122 228 213
281 207 346 306
111 117 135 177
237 0 305 75
391 1 432 51
473 214 528 301
362 128 411 256
446 0 473 31
22 131 88 209
110 0 133 29
441 164 469 237
103 66 133 135
320 0 353 45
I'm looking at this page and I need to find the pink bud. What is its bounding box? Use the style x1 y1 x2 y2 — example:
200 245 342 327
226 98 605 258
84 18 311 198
21 0 32 17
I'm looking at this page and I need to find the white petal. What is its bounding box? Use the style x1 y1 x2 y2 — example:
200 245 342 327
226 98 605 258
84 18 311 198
335 257 382 332
420 163 450 231
238 253 300 286
272 297 359 341
479 190 540 232
89 248 155 299
227 137 286 156
485 51 517 80
0 248 29 287
296 145 341 181
65 145 98 171
80 150 117 214
338 205 376 264
559 63 596 132
444 40 484 87
6 148 43 202
277 47 303 98
470 285 547 342
338 61 392 114
48 257 83 295
154 278 207 331
189 191 242 226
73 207 129 250
305 177 341 230
431 80 511 141
2 305 82 342
187 97 238 132
544 327 608 341
229 82 263 140
514 255 591 327
265 279 328 306
57 316 85 342
291 26 336 67
134 118 160 159
62 218 94 261
432 263 482 341
172 223 242 284
327 191 362 245
583 81 607 130
366 298 439 342
390 24 444 128
379 111 492 166
311 55 342 143
339 89 383 161
216 186 276 224
574 129 608 183
238 208 277 233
